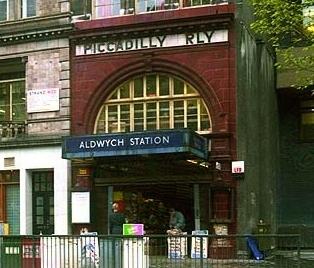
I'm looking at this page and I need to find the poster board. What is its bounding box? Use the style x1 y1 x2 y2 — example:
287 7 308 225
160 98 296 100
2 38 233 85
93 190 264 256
167 232 187 259
71 192 90 223
191 230 208 258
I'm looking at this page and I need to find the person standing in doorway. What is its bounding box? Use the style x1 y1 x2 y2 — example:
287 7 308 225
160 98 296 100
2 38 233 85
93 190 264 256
109 202 126 234
169 207 186 231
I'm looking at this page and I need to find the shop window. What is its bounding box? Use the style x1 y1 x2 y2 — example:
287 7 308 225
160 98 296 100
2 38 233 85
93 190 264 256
209 188 233 222
300 99 314 140
95 73 212 134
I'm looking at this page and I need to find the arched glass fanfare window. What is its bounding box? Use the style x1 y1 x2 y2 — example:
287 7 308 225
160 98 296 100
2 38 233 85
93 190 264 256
94 73 212 134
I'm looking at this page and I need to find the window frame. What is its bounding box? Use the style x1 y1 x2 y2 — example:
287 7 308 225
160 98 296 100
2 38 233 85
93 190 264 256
94 73 212 134
0 0 8 21
21 0 36 18
91 0 228 19
0 78 26 122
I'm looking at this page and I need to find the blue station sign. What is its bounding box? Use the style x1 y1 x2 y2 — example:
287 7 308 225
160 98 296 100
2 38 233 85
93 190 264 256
62 129 208 160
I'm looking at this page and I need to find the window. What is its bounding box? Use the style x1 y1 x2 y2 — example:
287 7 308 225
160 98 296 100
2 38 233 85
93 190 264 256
0 0 36 21
71 0 91 16
95 73 212 134
0 171 20 234
22 0 36 18
0 79 26 122
300 99 314 140
0 0 7 21
95 0 134 17
93 0 228 18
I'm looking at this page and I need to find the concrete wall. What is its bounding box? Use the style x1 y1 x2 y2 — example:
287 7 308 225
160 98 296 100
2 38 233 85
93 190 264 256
236 23 279 234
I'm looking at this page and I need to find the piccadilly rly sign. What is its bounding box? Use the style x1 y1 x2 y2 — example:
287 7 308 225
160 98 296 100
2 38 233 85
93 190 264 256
76 29 228 56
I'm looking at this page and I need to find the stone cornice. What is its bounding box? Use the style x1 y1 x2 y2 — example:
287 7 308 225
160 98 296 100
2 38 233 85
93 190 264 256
0 12 73 46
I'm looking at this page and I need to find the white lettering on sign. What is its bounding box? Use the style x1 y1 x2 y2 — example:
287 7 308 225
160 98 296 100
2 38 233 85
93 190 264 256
78 135 170 149
76 30 228 56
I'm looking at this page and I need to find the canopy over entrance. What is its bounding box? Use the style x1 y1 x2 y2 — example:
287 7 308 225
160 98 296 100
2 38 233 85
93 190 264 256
62 129 208 160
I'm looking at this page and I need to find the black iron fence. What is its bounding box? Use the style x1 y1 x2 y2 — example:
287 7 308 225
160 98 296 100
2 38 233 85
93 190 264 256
0 234 312 268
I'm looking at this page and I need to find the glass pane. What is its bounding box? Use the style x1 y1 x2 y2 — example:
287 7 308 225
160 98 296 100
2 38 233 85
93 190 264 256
134 77 144 98
146 102 157 130
49 207 54 215
0 83 10 121
187 99 198 130
96 107 106 133
71 0 91 15
200 101 210 131
35 183 40 192
120 104 130 132
120 82 130 99
25 0 36 17
174 78 184 95
134 103 144 131
49 196 54 205
146 75 156 97
40 183 46 191
0 0 7 21
186 84 195 94
12 81 26 121
108 105 118 133
159 102 170 129
36 216 43 224
36 207 43 215
36 197 43 206
174 101 184 128
165 0 179 9
109 90 118 100
159 75 169 96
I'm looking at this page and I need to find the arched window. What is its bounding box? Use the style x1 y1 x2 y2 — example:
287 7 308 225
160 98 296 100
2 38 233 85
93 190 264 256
94 73 212 134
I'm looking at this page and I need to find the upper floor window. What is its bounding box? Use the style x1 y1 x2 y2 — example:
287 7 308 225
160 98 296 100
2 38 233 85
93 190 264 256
0 79 26 122
72 0 92 16
0 0 7 21
22 0 36 18
0 0 36 21
95 73 211 134
90 0 228 19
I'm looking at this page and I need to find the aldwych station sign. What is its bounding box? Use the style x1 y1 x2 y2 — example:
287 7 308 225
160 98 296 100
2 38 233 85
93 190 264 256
76 29 228 56
62 129 208 160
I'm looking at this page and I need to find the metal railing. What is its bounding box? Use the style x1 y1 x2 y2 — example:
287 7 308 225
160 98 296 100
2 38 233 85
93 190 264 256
0 234 310 268
0 121 26 139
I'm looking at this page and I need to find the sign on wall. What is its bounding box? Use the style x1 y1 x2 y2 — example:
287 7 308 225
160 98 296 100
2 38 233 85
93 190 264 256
27 88 59 113
76 29 228 56
231 161 245 174
71 192 90 223
62 129 208 160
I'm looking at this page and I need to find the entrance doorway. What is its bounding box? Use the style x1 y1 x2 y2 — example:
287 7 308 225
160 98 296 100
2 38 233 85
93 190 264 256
32 171 54 235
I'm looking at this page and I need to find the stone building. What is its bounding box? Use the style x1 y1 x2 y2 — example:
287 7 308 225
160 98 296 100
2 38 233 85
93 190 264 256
0 0 72 234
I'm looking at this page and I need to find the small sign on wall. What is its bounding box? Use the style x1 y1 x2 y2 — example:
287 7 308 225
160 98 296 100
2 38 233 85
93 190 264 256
71 192 90 223
27 88 59 113
232 161 245 174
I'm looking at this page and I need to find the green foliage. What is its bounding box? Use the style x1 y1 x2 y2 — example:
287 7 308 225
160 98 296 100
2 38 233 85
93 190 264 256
249 0 314 88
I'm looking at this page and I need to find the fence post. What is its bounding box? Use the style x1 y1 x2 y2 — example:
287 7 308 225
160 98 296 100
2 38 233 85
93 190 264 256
297 234 301 268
